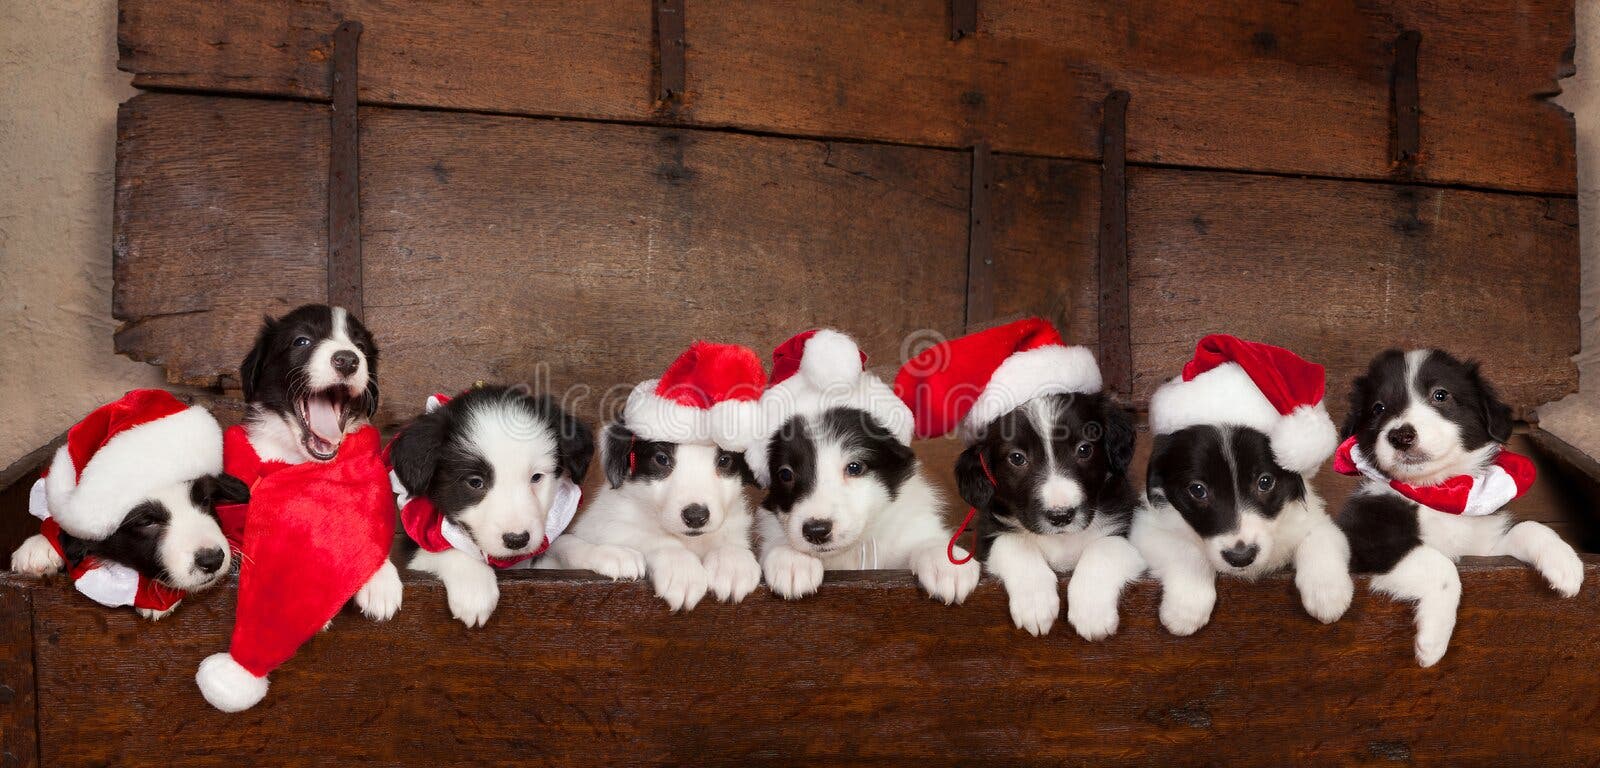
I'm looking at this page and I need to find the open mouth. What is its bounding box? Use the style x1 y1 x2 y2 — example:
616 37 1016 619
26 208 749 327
295 387 357 461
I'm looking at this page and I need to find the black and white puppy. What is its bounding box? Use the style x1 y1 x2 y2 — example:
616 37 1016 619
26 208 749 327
10 474 247 619
956 392 1143 639
1132 426 1352 635
238 304 401 621
543 422 761 612
759 407 980 604
1336 349 1582 666
390 386 594 627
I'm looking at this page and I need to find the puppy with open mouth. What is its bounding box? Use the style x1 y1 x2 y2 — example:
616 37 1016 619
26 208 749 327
543 342 767 612
10 389 243 620
750 330 980 605
1334 349 1582 667
1132 336 1353 636
897 318 1144 639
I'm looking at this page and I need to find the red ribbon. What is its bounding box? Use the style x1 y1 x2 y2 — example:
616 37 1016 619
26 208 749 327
947 453 995 565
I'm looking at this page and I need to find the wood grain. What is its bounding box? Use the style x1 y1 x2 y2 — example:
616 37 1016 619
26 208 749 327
119 0 1576 193
1127 168 1579 418
0 580 36 768
26 559 1600 767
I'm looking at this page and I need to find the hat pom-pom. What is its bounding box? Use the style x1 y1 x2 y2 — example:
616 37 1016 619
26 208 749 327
1270 403 1338 476
800 329 864 389
197 652 269 713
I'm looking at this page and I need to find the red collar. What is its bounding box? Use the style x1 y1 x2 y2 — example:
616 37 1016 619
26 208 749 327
40 516 184 611
1333 436 1535 516
399 495 548 569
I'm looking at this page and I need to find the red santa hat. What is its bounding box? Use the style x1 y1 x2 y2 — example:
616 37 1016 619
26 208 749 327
892 318 1102 443
746 329 914 486
622 341 768 451
1148 335 1337 475
42 389 223 540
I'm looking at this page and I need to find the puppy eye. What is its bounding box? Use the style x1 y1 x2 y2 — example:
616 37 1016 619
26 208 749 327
1256 474 1275 492
530 473 544 484
292 336 312 347
1007 451 1027 467
717 453 733 469
845 461 864 477
1371 402 1386 416
465 476 485 490
653 452 671 468
777 466 795 484
1187 482 1208 500
1075 442 1093 460
1432 388 1450 402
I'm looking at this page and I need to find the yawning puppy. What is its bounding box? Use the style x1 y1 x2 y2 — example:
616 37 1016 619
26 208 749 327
958 392 1142 639
759 407 979 604
1132 335 1352 636
237 304 401 621
1336 349 1582 666
389 386 594 627
543 421 760 611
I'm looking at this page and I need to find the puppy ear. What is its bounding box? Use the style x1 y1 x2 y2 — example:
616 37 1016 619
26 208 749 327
1468 362 1514 444
57 531 94 566
602 422 637 490
239 314 276 401
1145 433 1171 503
1098 395 1137 475
191 474 251 508
1340 374 1372 440
955 444 995 511
550 399 595 483
389 408 448 496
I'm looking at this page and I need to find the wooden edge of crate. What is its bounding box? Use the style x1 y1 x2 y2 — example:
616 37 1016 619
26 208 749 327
0 579 37 768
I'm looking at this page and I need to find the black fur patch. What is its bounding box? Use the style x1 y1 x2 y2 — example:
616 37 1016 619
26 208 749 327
761 407 916 516
955 392 1138 558
1336 492 1423 574
1146 425 1306 539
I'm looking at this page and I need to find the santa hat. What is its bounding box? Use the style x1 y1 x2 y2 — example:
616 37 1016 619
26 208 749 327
622 342 767 451
893 318 1102 443
746 329 914 486
1148 335 1337 475
42 389 223 540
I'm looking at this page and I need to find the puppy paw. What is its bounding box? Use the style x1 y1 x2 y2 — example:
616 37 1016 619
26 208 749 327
1006 582 1060 637
445 570 500 629
913 547 981 606
650 548 709 612
355 561 403 622
762 546 824 600
1159 588 1214 637
704 547 761 603
1296 567 1354 624
587 544 647 581
1538 545 1584 598
137 602 181 622
10 534 63 576
1414 621 1453 668
1066 595 1119 642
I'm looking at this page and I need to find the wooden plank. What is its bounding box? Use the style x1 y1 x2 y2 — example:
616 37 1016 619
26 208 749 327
119 0 1576 193
963 143 994 331
27 558 1600 767
327 20 364 317
112 94 328 389
1127 168 1579 417
0 580 36 768
1391 30 1421 172
655 0 687 105
1098 90 1132 400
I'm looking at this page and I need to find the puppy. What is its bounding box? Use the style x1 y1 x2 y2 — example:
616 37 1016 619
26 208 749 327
543 421 762 612
1336 349 1582 666
237 304 401 620
759 407 980 604
390 386 594 627
957 392 1143 639
11 473 246 620
1132 425 1353 635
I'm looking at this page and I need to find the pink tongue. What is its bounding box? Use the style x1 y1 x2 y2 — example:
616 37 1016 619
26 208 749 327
307 397 344 444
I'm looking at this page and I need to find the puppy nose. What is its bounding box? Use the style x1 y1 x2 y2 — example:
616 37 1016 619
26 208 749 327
1221 542 1259 568
801 519 833 545
502 531 531 550
1046 509 1076 527
681 504 710 529
1387 424 1418 450
331 350 359 375
194 547 225 574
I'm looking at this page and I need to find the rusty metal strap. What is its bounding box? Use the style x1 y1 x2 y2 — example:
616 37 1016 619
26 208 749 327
965 143 994 332
656 0 686 103
950 0 977 40
1392 30 1420 172
328 20 364 317
1098 91 1132 401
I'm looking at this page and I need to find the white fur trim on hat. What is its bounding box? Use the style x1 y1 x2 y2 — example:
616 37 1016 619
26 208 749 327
196 652 269 713
50 406 224 540
1149 362 1335 475
622 379 763 452
956 345 1103 442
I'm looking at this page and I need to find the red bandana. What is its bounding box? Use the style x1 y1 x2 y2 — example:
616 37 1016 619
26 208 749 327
1333 436 1535 516
37 515 184 611
399 496 549 569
